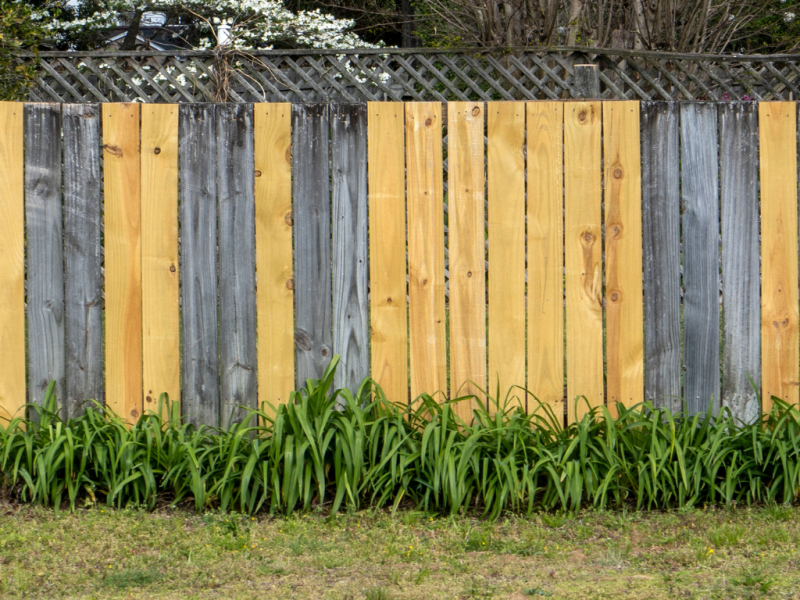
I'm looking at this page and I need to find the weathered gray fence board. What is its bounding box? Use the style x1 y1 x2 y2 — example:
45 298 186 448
24 103 65 412
680 103 721 415
641 102 682 412
63 104 104 416
180 104 220 427
719 103 760 423
293 103 333 387
332 104 369 393
217 103 257 427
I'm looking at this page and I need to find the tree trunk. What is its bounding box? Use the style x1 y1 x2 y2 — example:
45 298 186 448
121 10 143 51
401 0 418 47
566 0 583 45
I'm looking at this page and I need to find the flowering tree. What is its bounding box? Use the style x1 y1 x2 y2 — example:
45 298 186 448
28 0 379 51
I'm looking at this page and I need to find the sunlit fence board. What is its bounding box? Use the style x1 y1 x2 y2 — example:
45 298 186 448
102 103 143 423
141 104 180 419
759 102 799 411
564 102 604 422
487 102 526 411
406 102 446 403
367 102 409 406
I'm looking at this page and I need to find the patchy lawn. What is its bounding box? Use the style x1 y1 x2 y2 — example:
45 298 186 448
0 505 798 599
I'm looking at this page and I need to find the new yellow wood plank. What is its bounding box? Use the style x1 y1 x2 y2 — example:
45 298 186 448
487 102 526 412
527 102 564 420
603 101 644 417
564 101 604 422
0 103 26 419
447 102 486 420
759 102 799 411
141 104 179 420
103 103 143 423
368 102 409 406
255 103 295 417
405 102 447 404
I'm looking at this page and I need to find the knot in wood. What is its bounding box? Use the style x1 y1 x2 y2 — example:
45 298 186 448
613 167 624 179
424 117 433 126
467 271 472 278
471 106 481 117
609 224 622 238
578 111 587 122
286 278 294 290
284 211 293 226
610 291 621 303
154 147 161 155
254 170 262 177
295 332 312 351
169 264 176 273
386 296 392 304
581 231 595 245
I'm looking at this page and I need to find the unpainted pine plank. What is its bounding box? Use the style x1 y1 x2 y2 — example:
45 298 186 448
487 102 526 412
603 101 644 416
680 103 721 415
447 101 486 421
640 102 681 413
141 104 180 419
24 103 65 411
217 104 258 428
0 103 26 419
406 102 447 402
293 104 333 387
180 104 220 428
564 101 604 422
332 104 370 394
367 102 409 406
759 102 799 411
254 103 294 416
527 101 564 421
719 103 760 422
63 104 104 417
102 103 143 423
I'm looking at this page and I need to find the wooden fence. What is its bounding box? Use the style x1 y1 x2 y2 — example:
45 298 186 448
0 100 796 428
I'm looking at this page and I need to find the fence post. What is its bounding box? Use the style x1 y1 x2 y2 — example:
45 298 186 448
573 64 600 99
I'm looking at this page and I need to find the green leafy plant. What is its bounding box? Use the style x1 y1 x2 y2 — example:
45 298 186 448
2 355 800 520
0 2 45 100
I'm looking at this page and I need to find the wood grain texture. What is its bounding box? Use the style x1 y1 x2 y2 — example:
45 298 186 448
217 104 257 428
759 102 799 410
102 103 143 423
680 103 721 415
640 102 681 413
603 101 644 416
0 103 26 418
447 101 486 420
406 102 447 402
141 104 180 418
367 102 409 406
254 103 294 415
487 102 526 411
293 104 333 387
180 104 220 427
63 104 104 417
564 101 603 422
719 103 760 422
527 101 564 420
332 104 370 394
24 104 65 411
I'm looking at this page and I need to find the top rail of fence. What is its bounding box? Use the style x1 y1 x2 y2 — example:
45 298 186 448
20 46 800 103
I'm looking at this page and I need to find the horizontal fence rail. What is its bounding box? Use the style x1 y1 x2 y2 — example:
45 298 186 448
0 100 797 428
21 47 800 104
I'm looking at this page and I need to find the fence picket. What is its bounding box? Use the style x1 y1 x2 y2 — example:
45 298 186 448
527 102 564 419
141 104 180 419
406 102 447 402
759 102 799 411
487 102 526 411
448 101 486 419
217 104 258 427
180 104 220 427
564 101 603 422
641 102 681 412
24 103 65 411
0 103 26 419
719 103 760 422
102 103 143 423
603 101 644 415
63 104 103 416
332 104 369 394
681 103 721 415
293 104 333 386
367 102 409 406
255 103 294 414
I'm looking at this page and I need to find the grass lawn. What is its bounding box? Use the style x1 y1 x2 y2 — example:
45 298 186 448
0 505 798 599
